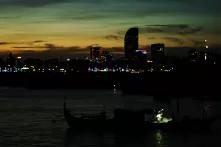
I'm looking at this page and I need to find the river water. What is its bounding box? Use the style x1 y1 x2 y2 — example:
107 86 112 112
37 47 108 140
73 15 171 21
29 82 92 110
0 87 221 147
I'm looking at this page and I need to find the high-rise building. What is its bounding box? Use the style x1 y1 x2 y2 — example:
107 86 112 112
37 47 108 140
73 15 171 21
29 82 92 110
151 43 165 62
124 27 139 59
100 50 112 62
90 45 101 60
7 52 16 66
134 49 147 63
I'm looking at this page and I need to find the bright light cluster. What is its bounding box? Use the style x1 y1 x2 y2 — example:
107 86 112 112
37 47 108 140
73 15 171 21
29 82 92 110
154 109 173 124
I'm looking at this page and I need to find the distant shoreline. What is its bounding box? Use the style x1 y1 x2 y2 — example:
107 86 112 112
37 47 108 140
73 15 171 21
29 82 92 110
0 71 220 96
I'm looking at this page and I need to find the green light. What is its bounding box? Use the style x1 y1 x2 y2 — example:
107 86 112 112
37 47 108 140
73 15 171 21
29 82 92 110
154 109 173 124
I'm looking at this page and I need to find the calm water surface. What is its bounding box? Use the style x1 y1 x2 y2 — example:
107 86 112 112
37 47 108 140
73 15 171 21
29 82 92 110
0 87 221 147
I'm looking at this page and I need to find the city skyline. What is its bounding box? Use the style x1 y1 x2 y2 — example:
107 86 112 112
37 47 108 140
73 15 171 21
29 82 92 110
0 0 221 56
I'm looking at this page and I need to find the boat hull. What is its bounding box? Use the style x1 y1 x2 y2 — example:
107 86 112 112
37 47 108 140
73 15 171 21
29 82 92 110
64 102 217 132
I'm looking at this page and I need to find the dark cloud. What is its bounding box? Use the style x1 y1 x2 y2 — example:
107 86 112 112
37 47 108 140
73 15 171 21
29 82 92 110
0 0 220 19
0 41 10 45
0 0 116 8
13 43 84 51
146 24 189 29
11 50 89 59
163 37 184 45
0 41 24 45
104 35 122 41
141 24 203 35
178 27 203 35
1 40 47 47
0 0 71 7
10 43 90 58
44 43 84 51
13 46 46 49
33 40 46 43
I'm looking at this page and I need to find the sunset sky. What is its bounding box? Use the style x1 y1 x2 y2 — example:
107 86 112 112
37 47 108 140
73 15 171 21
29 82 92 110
0 0 220 56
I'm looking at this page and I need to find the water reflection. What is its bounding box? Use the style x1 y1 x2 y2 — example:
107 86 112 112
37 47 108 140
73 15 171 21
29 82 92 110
64 127 221 147
0 88 221 146
155 130 163 146
65 128 168 147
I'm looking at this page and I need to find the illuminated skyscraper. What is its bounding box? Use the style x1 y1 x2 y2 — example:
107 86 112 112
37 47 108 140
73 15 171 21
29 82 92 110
124 27 139 59
151 43 165 62
90 44 101 60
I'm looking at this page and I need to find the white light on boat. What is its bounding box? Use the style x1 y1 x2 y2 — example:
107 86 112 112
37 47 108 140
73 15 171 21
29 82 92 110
154 109 172 124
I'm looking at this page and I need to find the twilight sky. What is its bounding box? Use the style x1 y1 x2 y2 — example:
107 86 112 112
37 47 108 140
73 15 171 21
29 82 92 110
0 0 220 56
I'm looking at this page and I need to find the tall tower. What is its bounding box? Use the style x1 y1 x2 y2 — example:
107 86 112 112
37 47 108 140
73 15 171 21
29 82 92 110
151 43 165 62
90 44 101 60
204 40 208 62
124 27 139 59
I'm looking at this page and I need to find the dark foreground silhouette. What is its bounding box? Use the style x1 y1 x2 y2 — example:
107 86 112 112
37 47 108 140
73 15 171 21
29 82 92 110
64 102 218 132
1 69 221 96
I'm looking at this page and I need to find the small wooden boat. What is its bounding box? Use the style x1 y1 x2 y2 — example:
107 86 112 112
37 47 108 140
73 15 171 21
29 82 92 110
64 102 150 131
64 102 218 131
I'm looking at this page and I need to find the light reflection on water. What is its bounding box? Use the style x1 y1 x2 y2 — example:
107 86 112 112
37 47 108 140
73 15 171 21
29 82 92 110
155 130 163 146
0 88 221 147
64 128 221 147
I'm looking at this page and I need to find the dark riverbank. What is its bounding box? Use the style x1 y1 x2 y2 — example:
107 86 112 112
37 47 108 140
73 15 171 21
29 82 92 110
0 72 118 89
0 67 221 96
